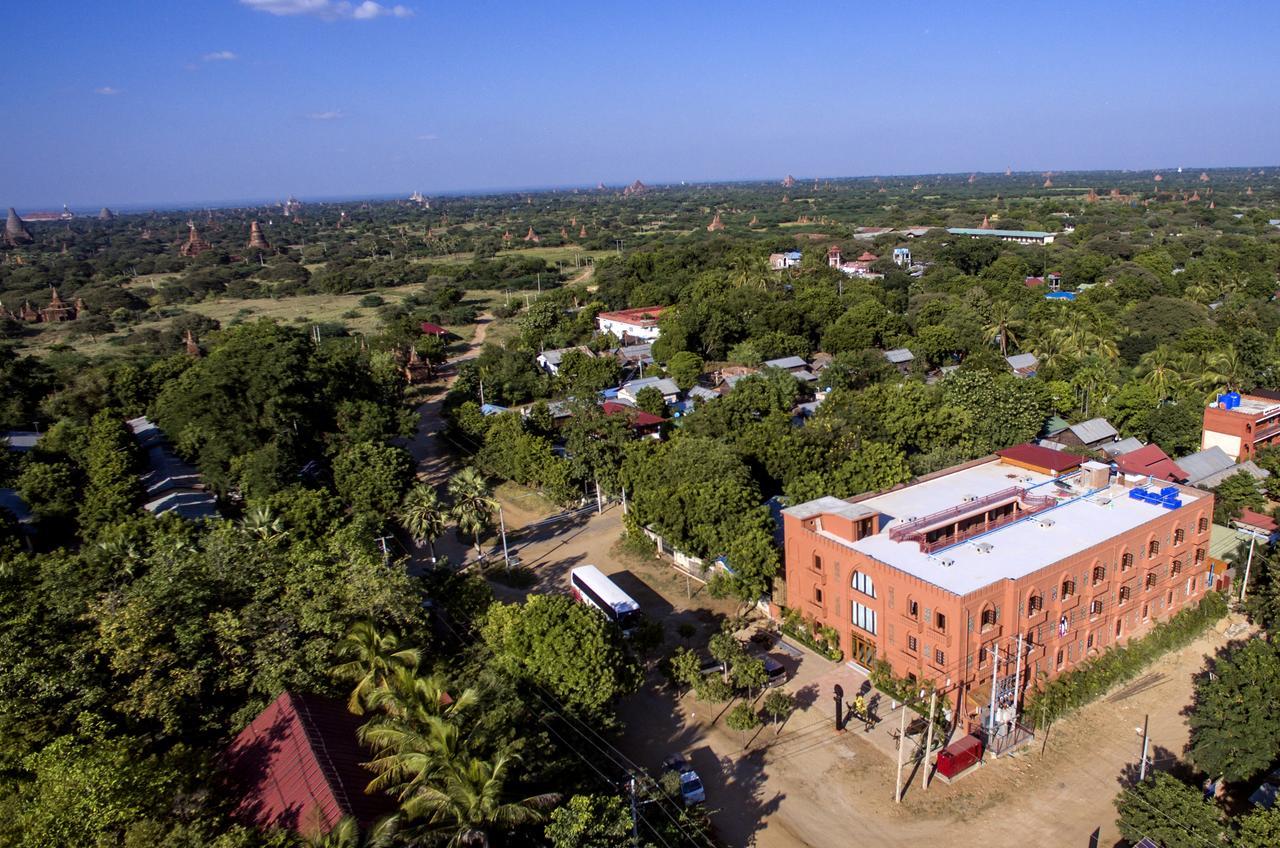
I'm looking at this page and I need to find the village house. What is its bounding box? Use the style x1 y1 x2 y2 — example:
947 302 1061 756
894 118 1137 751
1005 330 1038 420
616 376 680 406
782 443 1215 736
595 306 665 344
128 417 219 520
1200 390 1280 461
769 251 802 270
947 227 1056 245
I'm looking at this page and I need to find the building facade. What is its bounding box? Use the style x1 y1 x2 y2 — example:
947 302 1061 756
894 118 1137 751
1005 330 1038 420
947 227 1056 245
782 445 1215 732
595 306 665 343
1201 391 1280 461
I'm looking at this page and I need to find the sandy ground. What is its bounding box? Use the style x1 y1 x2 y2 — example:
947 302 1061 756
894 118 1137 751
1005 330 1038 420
613 598 1242 848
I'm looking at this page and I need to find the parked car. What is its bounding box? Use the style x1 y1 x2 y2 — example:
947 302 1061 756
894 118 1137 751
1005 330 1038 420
698 654 724 677
763 656 788 688
660 754 706 806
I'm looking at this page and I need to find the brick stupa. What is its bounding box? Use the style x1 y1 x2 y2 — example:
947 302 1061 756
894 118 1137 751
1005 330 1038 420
622 180 647 196
5 208 33 246
98 207 115 220
781 175 796 188
247 220 270 251
707 212 724 232
179 222 212 257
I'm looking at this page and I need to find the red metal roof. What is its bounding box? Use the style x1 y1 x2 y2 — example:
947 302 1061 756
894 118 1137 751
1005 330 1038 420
995 443 1083 474
1237 508 1278 533
602 400 664 427
222 691 392 835
420 322 448 335
596 306 666 327
1114 444 1187 482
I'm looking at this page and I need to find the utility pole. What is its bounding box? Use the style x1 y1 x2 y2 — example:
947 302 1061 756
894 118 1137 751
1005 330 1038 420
1012 631 1026 719
987 637 1001 738
478 380 485 407
894 703 909 802
628 776 639 848
921 689 938 791
375 535 392 563
1138 714 1151 781
621 486 628 515
497 504 511 570
1240 530 1258 602
595 476 603 514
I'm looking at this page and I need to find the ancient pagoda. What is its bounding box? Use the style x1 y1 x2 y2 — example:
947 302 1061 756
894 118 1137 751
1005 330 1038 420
4 208 33 246
707 212 725 232
781 175 796 188
578 225 587 238
622 180 647 197
523 226 540 243
98 207 115 220
247 220 270 251
179 222 212 257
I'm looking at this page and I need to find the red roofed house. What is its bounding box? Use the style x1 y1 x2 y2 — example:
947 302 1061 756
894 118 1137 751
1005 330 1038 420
602 400 664 439
995 442 1084 475
420 322 448 338
595 306 666 344
222 691 393 836
1235 508 1279 542
1114 444 1188 483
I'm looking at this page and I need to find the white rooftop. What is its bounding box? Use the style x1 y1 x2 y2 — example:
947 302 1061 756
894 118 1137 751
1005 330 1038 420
806 458 1203 596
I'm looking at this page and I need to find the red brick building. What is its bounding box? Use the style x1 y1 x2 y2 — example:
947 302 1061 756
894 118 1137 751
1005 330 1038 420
1201 391 1280 461
782 445 1216 732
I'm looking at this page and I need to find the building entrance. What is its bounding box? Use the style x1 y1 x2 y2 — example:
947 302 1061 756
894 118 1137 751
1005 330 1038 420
848 633 876 669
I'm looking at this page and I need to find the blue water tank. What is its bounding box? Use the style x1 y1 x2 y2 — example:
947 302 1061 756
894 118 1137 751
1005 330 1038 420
1163 498 1182 509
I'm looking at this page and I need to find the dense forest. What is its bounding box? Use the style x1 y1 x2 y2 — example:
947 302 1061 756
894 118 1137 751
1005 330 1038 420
2 168 1280 845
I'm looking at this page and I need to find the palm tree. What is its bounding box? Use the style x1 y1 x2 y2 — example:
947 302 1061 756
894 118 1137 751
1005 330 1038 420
1138 344 1184 400
364 667 479 726
983 301 1024 356
400 483 448 563
361 713 469 798
301 815 362 848
448 468 497 561
1203 345 1250 393
1030 329 1072 377
330 621 422 714
241 504 286 542
392 753 558 848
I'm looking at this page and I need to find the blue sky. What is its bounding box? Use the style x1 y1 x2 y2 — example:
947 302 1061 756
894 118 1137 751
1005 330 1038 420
4 0 1278 208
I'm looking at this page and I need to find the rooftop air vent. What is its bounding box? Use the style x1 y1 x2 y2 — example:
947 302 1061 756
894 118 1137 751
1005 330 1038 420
974 542 994 554
1038 518 1056 528
962 494 978 503
938 557 955 568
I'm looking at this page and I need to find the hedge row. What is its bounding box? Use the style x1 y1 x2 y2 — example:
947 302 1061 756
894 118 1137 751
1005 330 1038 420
1024 590 1228 728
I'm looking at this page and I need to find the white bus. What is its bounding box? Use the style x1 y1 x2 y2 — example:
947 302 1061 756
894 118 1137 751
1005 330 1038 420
569 565 641 632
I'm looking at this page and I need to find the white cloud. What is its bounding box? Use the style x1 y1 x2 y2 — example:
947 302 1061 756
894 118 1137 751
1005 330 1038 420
306 110 344 120
202 50 239 61
95 86 122 95
240 0 412 19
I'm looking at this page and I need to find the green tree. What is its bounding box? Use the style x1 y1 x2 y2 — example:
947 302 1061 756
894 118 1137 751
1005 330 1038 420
1237 806 1280 848
13 714 180 847
709 630 747 684
78 411 141 538
1114 773 1227 848
330 621 422 714
545 795 632 848
732 656 768 697
668 646 702 693
332 441 413 519
724 701 761 746
386 753 557 848
634 385 667 417
1188 639 1280 782
762 690 794 734
399 483 448 562
448 467 497 559
481 594 640 716
666 351 704 391
1211 471 1266 525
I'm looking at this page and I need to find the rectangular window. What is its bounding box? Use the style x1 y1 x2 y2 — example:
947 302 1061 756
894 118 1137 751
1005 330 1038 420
1119 586 1131 604
934 648 945 666
1186 577 1194 596
981 608 996 629
907 635 918 654
813 554 823 572
1115 618 1123 637
935 611 947 632
1121 552 1134 571
1142 603 1150 621
1056 648 1064 668
1145 573 1157 590
1171 560 1182 576
851 600 877 635
814 587 823 603
1062 579 1076 599
1090 599 1103 616
1195 548 1206 564
1087 632 1094 650
1092 565 1106 585
1149 540 1160 556
1198 517 1209 533
1174 528 1185 545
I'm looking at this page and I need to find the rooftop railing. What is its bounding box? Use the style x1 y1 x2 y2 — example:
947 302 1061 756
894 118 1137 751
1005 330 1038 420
888 486 1058 552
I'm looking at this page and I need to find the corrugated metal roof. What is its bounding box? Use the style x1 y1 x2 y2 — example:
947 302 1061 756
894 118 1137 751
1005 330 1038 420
1006 353 1038 371
884 348 914 364
1176 446 1236 483
1102 437 1144 458
1067 417 1117 445
763 356 807 370
1193 461 1270 490
224 691 393 834
947 227 1053 238
995 443 1083 473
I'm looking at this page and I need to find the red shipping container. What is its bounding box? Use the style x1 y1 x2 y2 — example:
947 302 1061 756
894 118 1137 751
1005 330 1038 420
935 734 983 779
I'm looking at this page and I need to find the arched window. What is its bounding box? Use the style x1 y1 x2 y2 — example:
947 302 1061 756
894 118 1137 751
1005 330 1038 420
851 570 876 598
1027 594 1043 616
1149 540 1160 557
1061 578 1076 599
980 606 997 630
1092 565 1106 585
